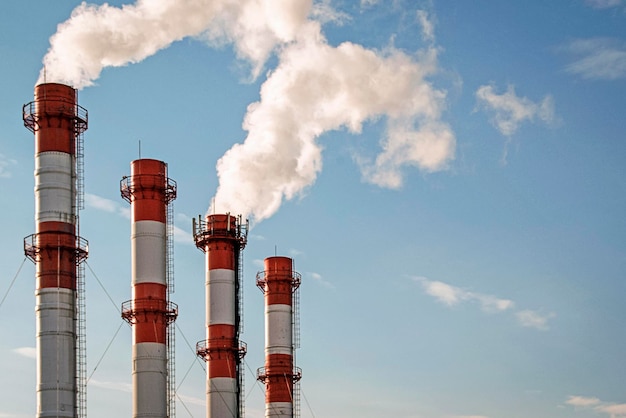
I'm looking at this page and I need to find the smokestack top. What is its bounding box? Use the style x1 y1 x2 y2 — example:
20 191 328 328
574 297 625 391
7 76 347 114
264 256 293 273
34 82 76 99
130 158 167 177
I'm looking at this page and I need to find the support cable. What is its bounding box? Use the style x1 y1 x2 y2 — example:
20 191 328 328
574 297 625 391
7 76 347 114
0 257 27 310
86 321 124 383
301 386 316 418
175 323 206 373
85 261 120 313
176 393 195 418
176 356 199 393
243 358 265 401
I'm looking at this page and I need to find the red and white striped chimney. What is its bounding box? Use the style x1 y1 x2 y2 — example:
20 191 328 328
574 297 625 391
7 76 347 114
23 83 89 418
256 256 302 418
193 214 248 418
121 159 178 418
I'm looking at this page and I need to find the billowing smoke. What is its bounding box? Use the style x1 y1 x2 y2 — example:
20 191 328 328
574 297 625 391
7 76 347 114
212 21 455 221
39 0 312 88
41 1 455 224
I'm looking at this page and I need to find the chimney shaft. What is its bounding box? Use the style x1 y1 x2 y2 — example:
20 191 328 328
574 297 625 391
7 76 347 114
194 214 247 418
121 159 178 418
23 83 89 418
257 256 302 418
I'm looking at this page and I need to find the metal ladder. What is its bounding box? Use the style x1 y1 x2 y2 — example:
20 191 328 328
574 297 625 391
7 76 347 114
75 118 87 418
76 261 87 418
166 200 176 418
237 249 245 418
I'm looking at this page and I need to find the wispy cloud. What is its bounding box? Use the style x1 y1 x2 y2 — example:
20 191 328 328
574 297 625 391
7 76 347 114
252 258 265 269
0 153 18 179
566 395 626 418
565 38 626 80
86 193 192 244
475 84 555 136
585 0 624 9
176 393 205 407
413 277 514 312
413 277 554 330
599 404 626 417
360 0 381 7
311 0 349 25
516 310 555 331
89 378 132 393
173 225 193 244
86 193 130 219
308 272 334 289
13 347 36 359
416 10 435 43
566 395 601 407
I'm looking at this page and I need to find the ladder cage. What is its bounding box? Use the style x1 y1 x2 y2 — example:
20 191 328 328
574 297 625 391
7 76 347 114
166 180 176 418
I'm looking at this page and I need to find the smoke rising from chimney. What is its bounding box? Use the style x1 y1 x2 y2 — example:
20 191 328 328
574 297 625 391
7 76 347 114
40 0 454 224
39 0 312 88
212 22 455 222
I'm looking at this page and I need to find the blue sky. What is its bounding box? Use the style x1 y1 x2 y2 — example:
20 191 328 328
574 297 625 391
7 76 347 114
1 0 625 417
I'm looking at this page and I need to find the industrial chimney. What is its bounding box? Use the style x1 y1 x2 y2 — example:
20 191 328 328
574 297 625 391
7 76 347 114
120 159 178 418
192 214 248 418
256 256 302 418
22 83 89 418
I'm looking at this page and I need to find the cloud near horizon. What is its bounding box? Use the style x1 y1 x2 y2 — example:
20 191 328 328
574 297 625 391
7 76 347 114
566 395 626 418
12 347 36 359
475 84 555 136
413 276 555 330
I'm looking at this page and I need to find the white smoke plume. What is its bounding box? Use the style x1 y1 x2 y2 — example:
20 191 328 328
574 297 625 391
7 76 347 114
41 0 455 224
39 0 312 88
212 22 455 221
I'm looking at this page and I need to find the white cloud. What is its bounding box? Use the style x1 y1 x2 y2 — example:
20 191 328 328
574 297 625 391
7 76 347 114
252 258 265 269
565 38 626 80
289 249 304 257
311 0 349 25
176 393 205 407
566 395 601 407
89 378 132 393
413 277 559 330
0 153 18 179
360 0 381 7
416 10 435 43
85 193 130 219
475 84 555 136
423 279 463 305
87 192 192 243
598 404 626 417
13 347 36 359
413 277 514 312
516 310 555 331
566 395 626 418
173 225 193 244
308 271 334 289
